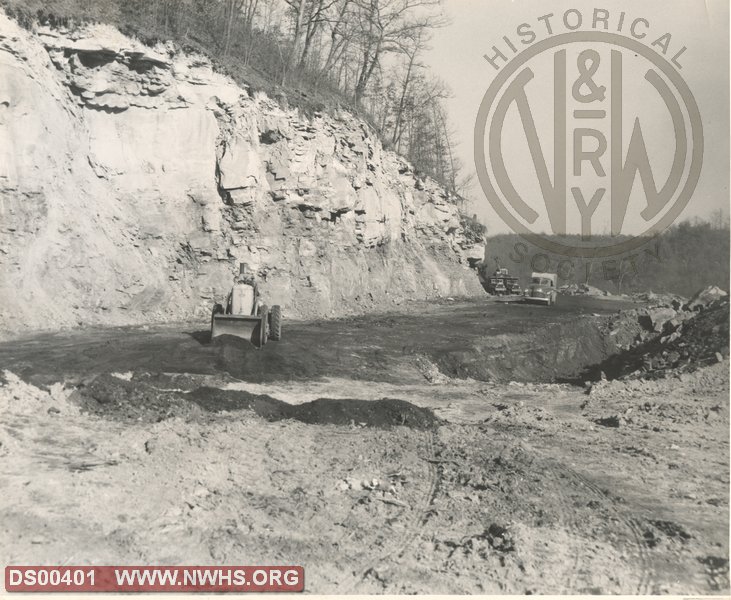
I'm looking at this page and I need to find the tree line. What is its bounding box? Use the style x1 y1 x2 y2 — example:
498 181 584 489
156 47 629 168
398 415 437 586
479 216 730 298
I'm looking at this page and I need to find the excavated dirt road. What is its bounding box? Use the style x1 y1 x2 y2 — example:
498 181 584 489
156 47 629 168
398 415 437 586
0 296 728 594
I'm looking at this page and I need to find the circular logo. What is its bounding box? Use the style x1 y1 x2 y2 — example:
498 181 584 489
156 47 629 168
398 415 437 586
475 32 703 258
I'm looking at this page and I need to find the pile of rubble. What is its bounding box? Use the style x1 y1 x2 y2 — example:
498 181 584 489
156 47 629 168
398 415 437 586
559 283 610 296
587 286 729 381
632 290 688 308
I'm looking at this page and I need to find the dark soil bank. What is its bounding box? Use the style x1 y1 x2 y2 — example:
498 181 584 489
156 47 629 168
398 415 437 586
78 374 441 430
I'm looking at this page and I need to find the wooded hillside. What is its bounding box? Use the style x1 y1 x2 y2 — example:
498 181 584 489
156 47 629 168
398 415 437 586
481 219 730 298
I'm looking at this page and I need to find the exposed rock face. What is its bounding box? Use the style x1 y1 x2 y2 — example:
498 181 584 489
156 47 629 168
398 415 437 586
0 15 482 337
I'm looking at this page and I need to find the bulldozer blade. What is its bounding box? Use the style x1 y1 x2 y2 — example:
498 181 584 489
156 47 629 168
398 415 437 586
211 314 266 347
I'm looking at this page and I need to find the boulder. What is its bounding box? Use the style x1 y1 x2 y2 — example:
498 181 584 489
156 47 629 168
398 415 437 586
647 307 677 332
685 286 728 311
218 140 263 190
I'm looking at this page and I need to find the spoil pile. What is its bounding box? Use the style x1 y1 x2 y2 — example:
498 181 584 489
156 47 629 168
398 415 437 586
584 286 729 381
75 373 441 430
559 283 610 296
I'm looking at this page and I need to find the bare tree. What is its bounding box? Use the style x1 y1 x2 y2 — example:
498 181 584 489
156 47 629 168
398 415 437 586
431 99 458 192
393 72 449 177
282 0 342 73
315 0 354 83
222 0 244 57
351 0 444 106
391 29 426 147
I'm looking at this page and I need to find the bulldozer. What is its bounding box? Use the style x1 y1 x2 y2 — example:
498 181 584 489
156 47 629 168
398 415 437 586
210 263 282 348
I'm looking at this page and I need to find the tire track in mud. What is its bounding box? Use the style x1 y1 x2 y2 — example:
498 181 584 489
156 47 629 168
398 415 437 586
539 455 653 594
393 430 441 558
340 429 442 593
569 468 653 594
484 436 652 594
514 446 583 592
491 441 585 592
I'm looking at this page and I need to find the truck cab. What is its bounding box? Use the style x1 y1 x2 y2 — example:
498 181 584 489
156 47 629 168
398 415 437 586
488 276 508 295
525 272 558 305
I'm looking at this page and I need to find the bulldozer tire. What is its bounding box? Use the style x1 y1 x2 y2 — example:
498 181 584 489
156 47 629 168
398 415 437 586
257 305 269 348
258 317 268 347
211 304 224 339
269 305 282 341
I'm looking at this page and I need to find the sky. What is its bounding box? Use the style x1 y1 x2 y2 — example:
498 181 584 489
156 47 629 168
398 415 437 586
425 0 729 235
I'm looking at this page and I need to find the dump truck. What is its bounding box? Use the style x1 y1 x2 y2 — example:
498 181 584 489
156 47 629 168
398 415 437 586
480 260 521 296
211 263 282 347
524 272 558 305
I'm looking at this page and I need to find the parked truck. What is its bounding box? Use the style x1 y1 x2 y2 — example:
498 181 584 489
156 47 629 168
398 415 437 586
479 260 522 296
524 272 558 306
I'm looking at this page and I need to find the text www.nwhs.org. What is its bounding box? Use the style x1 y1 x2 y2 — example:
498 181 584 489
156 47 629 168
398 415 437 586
5 566 304 592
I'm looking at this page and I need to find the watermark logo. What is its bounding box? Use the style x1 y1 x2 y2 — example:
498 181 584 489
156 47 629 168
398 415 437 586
474 10 704 258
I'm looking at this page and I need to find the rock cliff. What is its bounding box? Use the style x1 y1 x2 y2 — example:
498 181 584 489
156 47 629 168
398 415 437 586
0 14 484 337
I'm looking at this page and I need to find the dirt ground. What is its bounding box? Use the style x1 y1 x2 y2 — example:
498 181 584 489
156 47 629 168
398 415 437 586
0 296 728 594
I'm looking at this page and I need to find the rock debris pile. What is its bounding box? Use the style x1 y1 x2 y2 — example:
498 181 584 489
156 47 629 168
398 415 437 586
585 286 729 382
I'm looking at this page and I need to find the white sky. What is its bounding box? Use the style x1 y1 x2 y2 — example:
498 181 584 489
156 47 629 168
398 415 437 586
426 0 729 234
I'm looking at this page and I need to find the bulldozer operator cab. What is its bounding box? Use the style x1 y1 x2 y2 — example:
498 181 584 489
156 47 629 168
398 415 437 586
229 281 258 316
228 263 260 316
